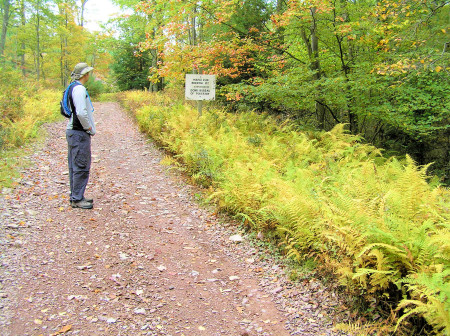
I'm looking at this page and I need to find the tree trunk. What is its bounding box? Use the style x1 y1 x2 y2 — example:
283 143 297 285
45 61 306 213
0 0 11 60
20 0 26 75
301 8 326 129
35 0 41 81
58 3 71 86
191 6 197 47
334 2 358 133
80 0 88 27
150 49 158 92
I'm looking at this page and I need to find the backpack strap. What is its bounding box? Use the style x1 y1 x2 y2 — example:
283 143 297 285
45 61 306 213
68 82 84 131
68 82 81 115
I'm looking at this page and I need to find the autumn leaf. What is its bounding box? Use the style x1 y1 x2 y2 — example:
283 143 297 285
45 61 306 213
51 325 72 335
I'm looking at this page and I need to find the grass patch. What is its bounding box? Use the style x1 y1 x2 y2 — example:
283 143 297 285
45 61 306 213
0 149 28 189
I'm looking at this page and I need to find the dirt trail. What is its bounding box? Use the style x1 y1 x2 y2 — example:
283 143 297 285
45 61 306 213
0 103 348 336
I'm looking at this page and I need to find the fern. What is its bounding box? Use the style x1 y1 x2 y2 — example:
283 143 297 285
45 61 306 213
396 271 450 335
122 91 450 335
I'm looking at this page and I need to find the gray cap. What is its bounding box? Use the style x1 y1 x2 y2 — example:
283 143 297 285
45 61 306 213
71 62 94 80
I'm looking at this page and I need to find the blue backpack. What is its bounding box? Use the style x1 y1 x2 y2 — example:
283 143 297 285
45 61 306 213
60 82 80 118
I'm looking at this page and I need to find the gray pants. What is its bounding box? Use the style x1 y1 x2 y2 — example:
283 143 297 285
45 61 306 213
66 129 91 202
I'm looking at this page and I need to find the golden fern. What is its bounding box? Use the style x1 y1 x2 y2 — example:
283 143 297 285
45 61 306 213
124 90 450 335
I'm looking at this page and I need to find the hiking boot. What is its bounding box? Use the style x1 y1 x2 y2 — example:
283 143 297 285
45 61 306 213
71 199 93 209
70 197 93 205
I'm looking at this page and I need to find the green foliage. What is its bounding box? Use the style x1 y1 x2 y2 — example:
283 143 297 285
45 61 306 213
123 90 450 335
84 77 107 100
97 92 118 102
110 14 155 91
397 271 450 334
0 65 28 127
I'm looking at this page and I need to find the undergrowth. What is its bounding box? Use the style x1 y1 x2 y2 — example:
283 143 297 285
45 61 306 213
120 90 449 335
0 85 60 189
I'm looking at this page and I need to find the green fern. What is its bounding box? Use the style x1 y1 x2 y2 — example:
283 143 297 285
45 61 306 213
396 271 450 335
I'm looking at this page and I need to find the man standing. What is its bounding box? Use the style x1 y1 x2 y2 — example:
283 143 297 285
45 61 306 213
66 62 96 209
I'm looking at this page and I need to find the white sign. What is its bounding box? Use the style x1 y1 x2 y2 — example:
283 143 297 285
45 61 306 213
185 74 216 101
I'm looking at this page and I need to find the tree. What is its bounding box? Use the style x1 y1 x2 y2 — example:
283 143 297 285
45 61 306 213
79 0 87 26
110 14 155 90
0 0 11 59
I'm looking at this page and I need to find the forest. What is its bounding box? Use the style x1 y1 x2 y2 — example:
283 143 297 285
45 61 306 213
0 0 449 182
0 0 449 335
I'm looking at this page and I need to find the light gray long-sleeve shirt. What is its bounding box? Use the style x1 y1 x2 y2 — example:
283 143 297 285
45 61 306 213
66 82 96 135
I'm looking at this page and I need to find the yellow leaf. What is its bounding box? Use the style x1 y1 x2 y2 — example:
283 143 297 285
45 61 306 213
442 29 446 34
198 326 206 331
156 325 163 330
435 66 442 72
34 319 43 325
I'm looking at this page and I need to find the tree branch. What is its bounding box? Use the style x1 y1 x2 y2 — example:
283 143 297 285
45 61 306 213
315 100 341 123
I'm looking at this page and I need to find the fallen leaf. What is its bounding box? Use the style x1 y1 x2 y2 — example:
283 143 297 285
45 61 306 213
229 234 243 242
34 319 43 325
134 308 146 314
119 252 129 260
57 325 72 334
198 326 206 331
